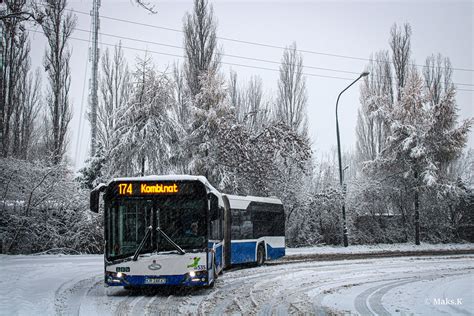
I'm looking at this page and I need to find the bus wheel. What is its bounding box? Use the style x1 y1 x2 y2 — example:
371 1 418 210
256 244 265 266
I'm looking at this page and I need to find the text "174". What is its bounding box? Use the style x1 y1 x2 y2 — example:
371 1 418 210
119 183 133 195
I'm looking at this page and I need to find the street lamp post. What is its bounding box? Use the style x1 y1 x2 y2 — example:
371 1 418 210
336 71 369 247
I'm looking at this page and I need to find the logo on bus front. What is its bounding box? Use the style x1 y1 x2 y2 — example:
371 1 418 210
148 263 162 270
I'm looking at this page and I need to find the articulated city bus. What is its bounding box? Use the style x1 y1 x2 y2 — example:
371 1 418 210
90 175 285 288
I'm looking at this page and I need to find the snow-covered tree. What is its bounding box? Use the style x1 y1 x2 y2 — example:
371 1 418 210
182 0 235 186
350 23 473 245
365 65 472 244
108 54 179 177
188 68 234 187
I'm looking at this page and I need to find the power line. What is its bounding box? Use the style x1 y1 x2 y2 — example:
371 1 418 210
72 27 361 76
69 26 474 88
27 27 474 92
68 9 474 73
27 28 357 81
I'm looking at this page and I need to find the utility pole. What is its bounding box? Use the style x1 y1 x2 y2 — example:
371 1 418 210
335 71 369 247
90 0 100 156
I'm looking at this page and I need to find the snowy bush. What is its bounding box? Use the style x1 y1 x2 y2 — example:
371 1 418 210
0 158 103 254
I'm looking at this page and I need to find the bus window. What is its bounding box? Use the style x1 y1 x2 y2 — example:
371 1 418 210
210 207 223 240
251 203 285 238
241 220 253 239
107 200 153 259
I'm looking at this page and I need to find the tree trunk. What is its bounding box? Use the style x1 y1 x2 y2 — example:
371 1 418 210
414 170 420 245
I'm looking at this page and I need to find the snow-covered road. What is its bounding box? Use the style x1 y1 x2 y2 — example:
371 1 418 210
1 254 473 315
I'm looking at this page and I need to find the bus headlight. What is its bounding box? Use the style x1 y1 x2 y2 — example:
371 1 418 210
187 270 207 282
106 271 127 283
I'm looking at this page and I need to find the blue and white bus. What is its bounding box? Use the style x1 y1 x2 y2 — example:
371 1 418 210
90 175 285 289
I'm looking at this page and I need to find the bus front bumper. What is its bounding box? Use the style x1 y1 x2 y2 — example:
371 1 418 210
105 271 209 287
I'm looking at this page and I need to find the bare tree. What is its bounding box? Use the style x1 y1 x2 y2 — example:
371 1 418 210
243 76 270 131
356 50 393 162
228 70 243 121
40 0 77 164
1 1 42 159
3 28 29 157
97 44 131 153
183 0 220 103
276 42 308 137
172 62 189 127
390 23 411 101
11 39 41 160
423 53 453 106
1 0 27 157
20 69 42 160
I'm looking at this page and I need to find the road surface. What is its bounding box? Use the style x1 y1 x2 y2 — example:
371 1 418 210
1 254 472 315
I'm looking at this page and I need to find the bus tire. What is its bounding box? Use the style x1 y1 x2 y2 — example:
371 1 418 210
256 244 265 266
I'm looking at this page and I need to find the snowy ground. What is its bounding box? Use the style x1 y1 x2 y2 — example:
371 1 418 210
286 242 474 255
1 245 473 315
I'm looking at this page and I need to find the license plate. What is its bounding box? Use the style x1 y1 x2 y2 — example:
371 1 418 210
145 278 166 284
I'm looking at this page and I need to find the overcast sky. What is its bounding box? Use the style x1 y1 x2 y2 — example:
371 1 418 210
29 0 473 171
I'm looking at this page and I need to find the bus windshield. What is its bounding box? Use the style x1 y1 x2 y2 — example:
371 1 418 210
106 196 207 261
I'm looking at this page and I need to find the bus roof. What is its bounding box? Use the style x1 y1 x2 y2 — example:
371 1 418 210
225 194 282 210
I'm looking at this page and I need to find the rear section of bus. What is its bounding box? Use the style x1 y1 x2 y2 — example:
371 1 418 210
227 195 285 266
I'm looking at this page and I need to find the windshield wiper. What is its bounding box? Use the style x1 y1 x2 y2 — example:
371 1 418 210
156 227 186 255
132 225 152 261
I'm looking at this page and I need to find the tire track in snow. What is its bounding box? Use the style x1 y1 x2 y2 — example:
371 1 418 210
54 274 102 316
115 291 146 316
210 262 385 315
49 255 472 315
353 271 469 316
203 266 325 315
354 279 418 316
255 262 402 315
204 259 420 315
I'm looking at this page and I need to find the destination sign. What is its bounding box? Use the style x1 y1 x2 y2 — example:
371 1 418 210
118 182 179 195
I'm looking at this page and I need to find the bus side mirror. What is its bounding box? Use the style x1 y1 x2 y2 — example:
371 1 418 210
90 183 107 213
208 193 219 221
